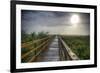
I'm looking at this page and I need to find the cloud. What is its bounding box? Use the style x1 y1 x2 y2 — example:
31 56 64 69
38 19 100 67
21 10 90 35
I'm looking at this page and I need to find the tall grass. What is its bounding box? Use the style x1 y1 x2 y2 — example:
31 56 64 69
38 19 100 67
62 36 90 60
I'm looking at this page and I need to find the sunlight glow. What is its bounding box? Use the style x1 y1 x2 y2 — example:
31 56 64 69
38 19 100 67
70 14 80 25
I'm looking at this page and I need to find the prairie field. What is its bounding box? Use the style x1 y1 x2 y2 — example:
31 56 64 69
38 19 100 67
62 35 90 60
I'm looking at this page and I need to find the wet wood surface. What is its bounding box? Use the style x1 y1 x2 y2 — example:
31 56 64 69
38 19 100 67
35 36 60 62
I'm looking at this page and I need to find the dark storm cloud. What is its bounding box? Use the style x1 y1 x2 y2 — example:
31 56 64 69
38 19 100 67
21 10 90 35
21 10 70 27
78 13 90 24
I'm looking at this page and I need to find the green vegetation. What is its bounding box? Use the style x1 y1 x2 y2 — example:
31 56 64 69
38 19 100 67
62 35 90 60
21 31 49 43
21 31 50 62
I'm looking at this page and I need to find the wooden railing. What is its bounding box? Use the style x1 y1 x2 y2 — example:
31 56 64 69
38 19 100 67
21 36 52 63
58 36 79 60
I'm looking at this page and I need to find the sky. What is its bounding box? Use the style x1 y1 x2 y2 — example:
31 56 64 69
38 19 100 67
21 10 90 35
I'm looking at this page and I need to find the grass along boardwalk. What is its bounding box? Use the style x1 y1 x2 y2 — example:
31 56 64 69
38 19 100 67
21 35 90 63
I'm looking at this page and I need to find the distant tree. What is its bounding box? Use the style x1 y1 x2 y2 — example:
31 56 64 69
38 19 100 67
21 31 30 43
21 31 49 43
37 32 49 39
31 32 37 40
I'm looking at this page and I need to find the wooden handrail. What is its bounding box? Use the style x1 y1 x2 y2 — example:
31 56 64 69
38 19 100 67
22 36 50 49
22 38 50 59
28 41 50 62
59 36 79 60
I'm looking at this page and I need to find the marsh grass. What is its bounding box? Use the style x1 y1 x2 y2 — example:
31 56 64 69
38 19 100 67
62 35 90 60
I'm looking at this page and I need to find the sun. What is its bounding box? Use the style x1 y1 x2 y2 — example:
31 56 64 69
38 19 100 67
70 14 80 25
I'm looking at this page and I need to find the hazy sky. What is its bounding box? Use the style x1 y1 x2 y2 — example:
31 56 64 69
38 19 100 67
21 10 90 35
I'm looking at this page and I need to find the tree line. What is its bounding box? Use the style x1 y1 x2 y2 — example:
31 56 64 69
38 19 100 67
21 31 49 43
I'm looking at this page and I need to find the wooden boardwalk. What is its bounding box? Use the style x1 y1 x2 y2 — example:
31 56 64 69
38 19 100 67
35 36 60 62
21 35 79 63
